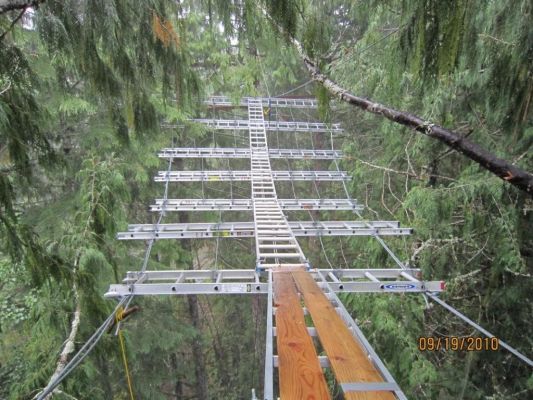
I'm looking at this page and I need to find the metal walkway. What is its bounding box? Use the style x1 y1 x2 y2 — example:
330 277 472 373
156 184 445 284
154 170 351 182
107 96 445 400
205 96 319 108
149 198 363 212
190 118 343 132
158 147 343 159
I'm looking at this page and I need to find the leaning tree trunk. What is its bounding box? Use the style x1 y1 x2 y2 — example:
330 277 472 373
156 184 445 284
39 253 83 399
284 34 533 195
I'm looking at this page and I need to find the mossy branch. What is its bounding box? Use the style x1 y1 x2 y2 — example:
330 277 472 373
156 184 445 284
263 7 533 195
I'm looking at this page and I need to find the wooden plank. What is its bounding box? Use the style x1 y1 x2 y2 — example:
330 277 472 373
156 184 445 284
291 271 395 400
273 271 331 400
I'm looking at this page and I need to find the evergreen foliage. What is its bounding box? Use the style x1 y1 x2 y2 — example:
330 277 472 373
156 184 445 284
0 1 531 399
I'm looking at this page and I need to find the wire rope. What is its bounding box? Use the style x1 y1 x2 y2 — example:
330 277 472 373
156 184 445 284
328 121 533 367
36 136 178 398
274 80 313 98
35 297 130 400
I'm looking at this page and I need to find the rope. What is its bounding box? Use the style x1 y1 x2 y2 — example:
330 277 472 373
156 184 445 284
36 135 179 398
377 233 533 367
35 297 130 400
116 307 135 400
274 80 313 98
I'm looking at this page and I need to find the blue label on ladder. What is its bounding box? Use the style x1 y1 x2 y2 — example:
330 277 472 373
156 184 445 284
381 283 417 290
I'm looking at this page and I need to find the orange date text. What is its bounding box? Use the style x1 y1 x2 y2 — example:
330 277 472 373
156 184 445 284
418 336 499 352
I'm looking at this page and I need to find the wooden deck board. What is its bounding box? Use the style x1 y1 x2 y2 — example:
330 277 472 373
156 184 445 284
292 270 396 400
273 271 331 400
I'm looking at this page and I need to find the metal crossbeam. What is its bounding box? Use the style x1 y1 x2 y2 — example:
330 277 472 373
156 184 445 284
205 96 318 108
106 96 440 400
104 268 444 297
150 198 363 212
191 118 342 132
157 147 343 160
117 221 412 240
154 170 350 182
313 269 409 400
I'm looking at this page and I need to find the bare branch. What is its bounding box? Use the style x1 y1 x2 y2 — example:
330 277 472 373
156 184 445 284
272 22 533 194
0 6 26 40
0 0 43 15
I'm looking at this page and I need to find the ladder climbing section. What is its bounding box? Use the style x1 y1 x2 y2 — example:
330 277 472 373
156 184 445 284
247 98 308 269
106 96 444 399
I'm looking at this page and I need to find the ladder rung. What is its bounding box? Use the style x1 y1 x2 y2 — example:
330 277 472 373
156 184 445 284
257 236 295 241
259 244 298 249
260 253 302 258
260 263 307 267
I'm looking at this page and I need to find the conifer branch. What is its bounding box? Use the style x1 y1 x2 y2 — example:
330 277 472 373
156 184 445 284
264 12 533 194
299 54 533 194
0 6 26 40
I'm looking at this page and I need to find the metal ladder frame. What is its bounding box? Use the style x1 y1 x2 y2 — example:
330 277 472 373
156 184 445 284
107 96 446 399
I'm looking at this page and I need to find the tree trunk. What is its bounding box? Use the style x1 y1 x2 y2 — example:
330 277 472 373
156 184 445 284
171 353 184 400
287 37 533 195
187 294 209 399
42 284 81 399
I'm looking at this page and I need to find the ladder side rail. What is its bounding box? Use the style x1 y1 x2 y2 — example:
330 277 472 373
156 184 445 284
315 270 408 400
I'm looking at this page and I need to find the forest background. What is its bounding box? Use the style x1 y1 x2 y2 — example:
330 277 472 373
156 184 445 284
0 0 531 399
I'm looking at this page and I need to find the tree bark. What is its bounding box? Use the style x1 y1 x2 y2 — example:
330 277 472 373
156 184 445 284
42 284 81 399
288 38 533 195
187 294 209 399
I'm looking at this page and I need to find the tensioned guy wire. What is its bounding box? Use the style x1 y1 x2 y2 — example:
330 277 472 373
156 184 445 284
35 296 130 399
329 122 533 367
36 138 179 398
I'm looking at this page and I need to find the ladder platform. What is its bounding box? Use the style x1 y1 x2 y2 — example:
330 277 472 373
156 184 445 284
205 96 319 108
273 271 331 399
103 268 444 297
158 147 343 159
150 198 362 212
290 270 397 400
191 118 343 132
118 221 413 240
154 170 351 182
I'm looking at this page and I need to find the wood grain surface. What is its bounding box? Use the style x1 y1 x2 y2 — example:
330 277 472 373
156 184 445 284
291 270 395 400
273 271 331 400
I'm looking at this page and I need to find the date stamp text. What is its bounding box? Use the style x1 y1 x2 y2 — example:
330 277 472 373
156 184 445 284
418 336 499 352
